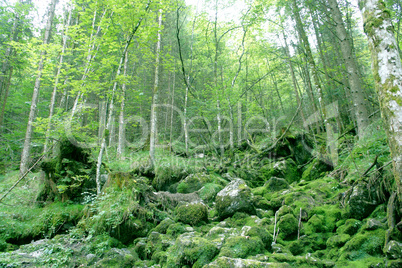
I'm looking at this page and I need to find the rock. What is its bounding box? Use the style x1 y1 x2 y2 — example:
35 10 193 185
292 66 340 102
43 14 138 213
166 232 219 268
215 178 255 219
346 182 378 220
337 219 362 235
305 214 326 234
204 256 291 267
277 205 294 218
301 158 332 181
364 218 384 231
177 173 215 193
259 159 299 184
198 183 224 204
264 177 290 192
241 226 273 250
153 218 175 234
277 214 299 239
326 234 351 248
219 236 264 258
385 240 402 259
175 202 208 226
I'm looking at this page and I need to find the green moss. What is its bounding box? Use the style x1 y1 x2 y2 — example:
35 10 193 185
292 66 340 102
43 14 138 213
326 234 351 248
166 223 187 238
166 234 218 268
340 229 386 260
219 236 264 258
175 202 208 226
198 183 223 204
243 226 273 250
337 219 362 235
277 214 298 239
305 214 325 234
153 218 175 234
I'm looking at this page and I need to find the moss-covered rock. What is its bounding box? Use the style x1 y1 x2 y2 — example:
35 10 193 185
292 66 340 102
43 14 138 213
346 182 378 220
305 214 326 234
166 232 218 268
219 236 265 258
204 256 291 267
215 178 255 219
301 158 332 181
166 222 188 238
277 205 294 218
153 218 175 234
385 240 402 259
241 226 273 251
340 229 386 260
175 202 208 226
277 214 298 240
198 183 224 205
264 177 290 192
337 219 362 235
326 234 351 248
259 158 299 184
177 173 223 194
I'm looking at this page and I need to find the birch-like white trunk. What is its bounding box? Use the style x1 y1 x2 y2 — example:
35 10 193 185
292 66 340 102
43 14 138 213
19 0 57 176
149 7 163 168
117 50 129 159
359 0 402 203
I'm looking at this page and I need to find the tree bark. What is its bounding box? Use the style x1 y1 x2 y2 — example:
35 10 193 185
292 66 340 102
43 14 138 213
149 6 163 168
292 0 326 126
117 50 129 159
19 0 58 176
44 7 72 154
0 0 23 117
329 0 370 139
359 0 402 203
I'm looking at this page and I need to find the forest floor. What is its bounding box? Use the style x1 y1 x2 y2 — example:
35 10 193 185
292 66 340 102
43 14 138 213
0 121 401 267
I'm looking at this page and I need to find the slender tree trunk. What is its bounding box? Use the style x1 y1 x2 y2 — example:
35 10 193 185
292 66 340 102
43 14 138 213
19 0 57 176
0 0 23 115
149 7 163 168
96 1 150 194
70 9 108 122
329 0 370 138
169 62 176 152
282 32 307 130
44 7 72 154
0 67 13 127
359 0 402 203
292 0 326 126
117 50 129 159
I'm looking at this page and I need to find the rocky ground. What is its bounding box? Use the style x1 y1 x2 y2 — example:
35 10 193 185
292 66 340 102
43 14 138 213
0 126 401 267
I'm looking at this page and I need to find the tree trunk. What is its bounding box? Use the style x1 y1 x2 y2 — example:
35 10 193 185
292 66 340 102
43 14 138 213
292 0 326 126
0 0 23 118
117 50 129 159
329 0 370 139
149 6 163 168
359 0 402 203
282 31 307 131
19 0 57 176
44 7 72 154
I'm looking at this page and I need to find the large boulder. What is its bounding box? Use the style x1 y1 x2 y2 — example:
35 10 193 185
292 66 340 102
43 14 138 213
215 179 255 219
346 182 378 220
175 202 208 226
166 232 219 268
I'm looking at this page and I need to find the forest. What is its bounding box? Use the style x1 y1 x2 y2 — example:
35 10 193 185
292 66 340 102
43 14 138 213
0 0 401 267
